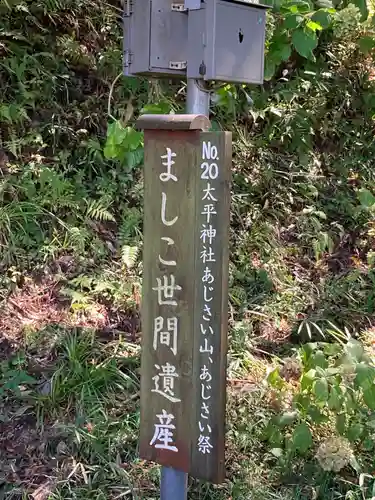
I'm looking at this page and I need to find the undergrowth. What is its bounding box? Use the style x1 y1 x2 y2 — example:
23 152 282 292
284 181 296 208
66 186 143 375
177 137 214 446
1 0 375 498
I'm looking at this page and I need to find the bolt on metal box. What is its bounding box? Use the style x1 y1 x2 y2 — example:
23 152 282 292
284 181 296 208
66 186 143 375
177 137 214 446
123 0 188 78
187 0 269 84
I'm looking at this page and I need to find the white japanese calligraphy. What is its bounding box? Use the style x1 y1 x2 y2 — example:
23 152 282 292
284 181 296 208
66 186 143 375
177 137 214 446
153 316 178 355
202 267 214 284
199 421 212 433
200 338 213 355
200 365 212 382
200 324 214 335
161 192 178 226
200 246 216 264
198 435 213 454
201 402 210 419
152 363 181 403
204 286 213 302
203 303 212 320
159 236 176 266
150 410 178 452
160 148 177 182
201 204 217 223
202 183 218 202
200 224 216 245
152 275 182 306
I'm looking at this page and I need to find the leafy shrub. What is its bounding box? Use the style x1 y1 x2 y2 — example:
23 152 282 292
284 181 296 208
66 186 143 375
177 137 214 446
264 336 375 470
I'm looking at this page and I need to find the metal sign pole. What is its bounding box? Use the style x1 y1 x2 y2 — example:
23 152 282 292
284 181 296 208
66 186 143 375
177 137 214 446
186 78 210 116
161 466 188 499
159 77 210 500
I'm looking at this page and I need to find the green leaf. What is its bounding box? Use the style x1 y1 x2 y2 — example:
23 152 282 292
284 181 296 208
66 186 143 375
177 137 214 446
367 414 375 428
281 0 311 13
328 386 342 410
311 9 332 28
264 58 276 81
103 143 118 160
270 43 293 62
307 405 328 424
126 148 144 169
363 386 375 410
313 378 329 403
294 393 310 412
352 0 368 20
355 363 375 391
323 343 342 356
141 101 172 114
336 413 346 434
292 28 318 58
267 367 284 389
346 339 364 362
107 120 127 145
122 127 143 151
306 20 323 31
310 350 328 369
291 423 312 454
347 423 364 442
301 369 316 391
362 437 374 450
358 188 375 209
283 13 304 28
315 0 333 7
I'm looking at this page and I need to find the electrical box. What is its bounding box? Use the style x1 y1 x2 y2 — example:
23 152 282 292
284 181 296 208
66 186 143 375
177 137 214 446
123 0 269 84
123 0 188 78
187 0 269 84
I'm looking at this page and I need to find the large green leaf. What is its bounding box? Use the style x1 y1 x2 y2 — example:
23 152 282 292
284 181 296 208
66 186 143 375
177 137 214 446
264 58 277 80
355 363 375 391
358 188 375 209
281 0 311 13
336 413 346 434
301 369 316 391
306 20 323 31
347 422 364 442
283 13 304 28
126 148 144 169
291 423 312 453
346 339 365 362
328 386 342 411
310 350 328 369
363 386 375 410
311 9 332 28
313 378 329 403
351 0 368 20
292 28 318 58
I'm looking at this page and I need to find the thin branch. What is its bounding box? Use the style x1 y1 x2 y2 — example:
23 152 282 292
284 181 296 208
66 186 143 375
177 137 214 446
108 72 123 121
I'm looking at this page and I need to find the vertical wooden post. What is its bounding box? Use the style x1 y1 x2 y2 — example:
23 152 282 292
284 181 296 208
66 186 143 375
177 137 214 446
136 114 232 485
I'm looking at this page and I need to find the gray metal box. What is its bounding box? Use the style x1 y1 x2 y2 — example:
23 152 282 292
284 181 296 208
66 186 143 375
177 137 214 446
187 0 268 84
123 0 188 78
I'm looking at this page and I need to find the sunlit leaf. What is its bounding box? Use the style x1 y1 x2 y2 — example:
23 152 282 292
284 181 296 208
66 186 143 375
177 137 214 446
292 28 318 58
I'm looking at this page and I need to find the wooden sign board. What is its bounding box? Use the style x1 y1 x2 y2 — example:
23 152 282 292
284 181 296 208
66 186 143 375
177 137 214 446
137 114 231 484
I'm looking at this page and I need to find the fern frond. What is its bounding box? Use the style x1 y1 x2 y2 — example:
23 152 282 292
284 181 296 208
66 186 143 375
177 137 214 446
86 199 115 222
67 226 89 253
121 245 138 269
118 208 142 243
